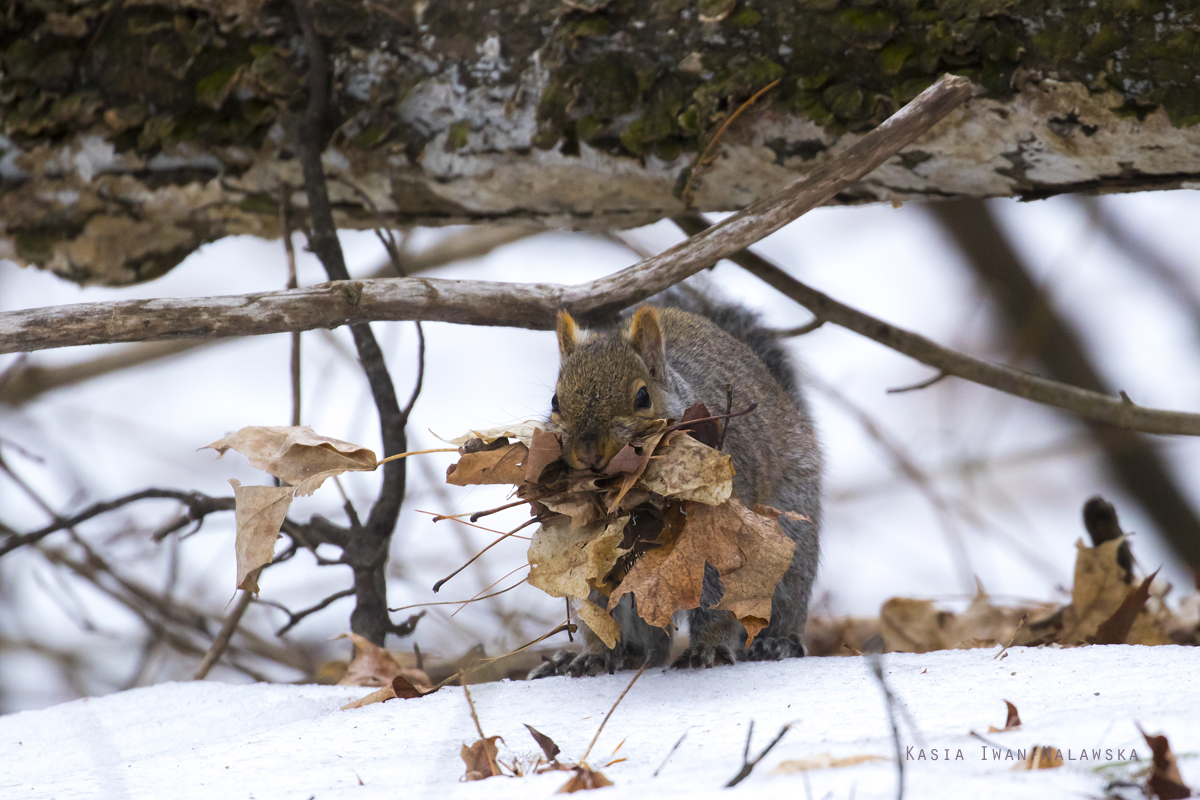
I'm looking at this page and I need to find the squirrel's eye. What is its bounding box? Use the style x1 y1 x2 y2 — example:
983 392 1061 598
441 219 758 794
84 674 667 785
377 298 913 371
635 386 651 410
551 393 560 413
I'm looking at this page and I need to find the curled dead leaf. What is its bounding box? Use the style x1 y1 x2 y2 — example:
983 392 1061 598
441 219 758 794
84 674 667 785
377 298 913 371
1138 726 1192 800
1089 568 1160 645
443 421 542 447
462 736 504 781
229 479 292 594
341 674 439 709
524 724 562 763
204 426 377 496
987 700 1022 733
525 428 564 482
446 441 529 486
609 499 795 645
528 516 628 647
640 434 734 506
336 632 431 688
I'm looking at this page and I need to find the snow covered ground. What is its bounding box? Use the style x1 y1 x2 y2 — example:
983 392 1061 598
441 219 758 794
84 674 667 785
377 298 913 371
2 645 1196 800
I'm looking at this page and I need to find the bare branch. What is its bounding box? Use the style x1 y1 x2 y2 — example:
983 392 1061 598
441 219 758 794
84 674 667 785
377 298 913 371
0 75 973 355
671 214 1200 438
1 489 234 558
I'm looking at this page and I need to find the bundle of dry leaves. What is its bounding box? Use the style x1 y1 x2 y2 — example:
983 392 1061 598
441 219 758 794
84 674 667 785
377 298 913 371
442 403 802 648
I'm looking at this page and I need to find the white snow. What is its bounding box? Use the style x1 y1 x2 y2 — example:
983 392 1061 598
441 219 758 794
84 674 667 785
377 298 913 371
2 645 1196 800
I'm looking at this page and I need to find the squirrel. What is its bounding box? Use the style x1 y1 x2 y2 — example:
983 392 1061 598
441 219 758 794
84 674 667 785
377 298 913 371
529 285 822 678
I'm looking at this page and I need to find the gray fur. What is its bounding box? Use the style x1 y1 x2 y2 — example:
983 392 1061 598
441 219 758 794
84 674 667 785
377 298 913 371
529 291 822 679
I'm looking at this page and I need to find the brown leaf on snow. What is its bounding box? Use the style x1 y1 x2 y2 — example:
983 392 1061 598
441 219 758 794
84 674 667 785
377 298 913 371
1090 568 1160 645
341 674 439 709
229 479 292 594
773 753 887 773
462 736 504 781
525 428 564 483
987 700 1022 733
557 766 613 793
337 632 432 688
204 426 377 496
1138 726 1192 800
1058 537 1135 644
609 499 796 644
640 434 734 506
446 441 529 486
524 724 562 762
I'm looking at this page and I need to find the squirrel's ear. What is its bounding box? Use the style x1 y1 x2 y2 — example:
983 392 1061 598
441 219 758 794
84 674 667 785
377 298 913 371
628 306 666 378
557 310 583 358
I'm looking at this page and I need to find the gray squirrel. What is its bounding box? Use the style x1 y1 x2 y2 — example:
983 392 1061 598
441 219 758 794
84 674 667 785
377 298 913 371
529 286 822 678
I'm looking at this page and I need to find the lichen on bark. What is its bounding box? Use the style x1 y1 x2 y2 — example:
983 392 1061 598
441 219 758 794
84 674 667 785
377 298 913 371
0 0 1197 285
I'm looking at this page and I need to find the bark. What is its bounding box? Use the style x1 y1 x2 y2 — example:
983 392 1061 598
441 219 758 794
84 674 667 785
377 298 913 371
0 0 1197 285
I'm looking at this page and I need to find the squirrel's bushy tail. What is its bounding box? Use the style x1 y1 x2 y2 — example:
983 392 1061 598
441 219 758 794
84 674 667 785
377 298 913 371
643 280 800 401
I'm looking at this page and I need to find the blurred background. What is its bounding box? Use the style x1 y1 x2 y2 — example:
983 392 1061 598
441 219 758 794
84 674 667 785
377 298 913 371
2 190 1199 714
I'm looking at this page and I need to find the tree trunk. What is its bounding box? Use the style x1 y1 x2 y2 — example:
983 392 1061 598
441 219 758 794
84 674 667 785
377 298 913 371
2 0 1197 285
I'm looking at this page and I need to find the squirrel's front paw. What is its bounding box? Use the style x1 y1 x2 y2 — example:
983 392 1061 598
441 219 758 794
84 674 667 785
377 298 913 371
743 635 806 662
671 643 736 669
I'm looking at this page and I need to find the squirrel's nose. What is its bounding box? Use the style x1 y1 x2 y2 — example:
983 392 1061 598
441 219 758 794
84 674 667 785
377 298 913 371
577 442 603 470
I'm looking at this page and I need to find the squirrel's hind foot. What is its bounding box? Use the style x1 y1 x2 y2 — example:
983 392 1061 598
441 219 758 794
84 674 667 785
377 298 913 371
671 643 736 669
742 635 806 662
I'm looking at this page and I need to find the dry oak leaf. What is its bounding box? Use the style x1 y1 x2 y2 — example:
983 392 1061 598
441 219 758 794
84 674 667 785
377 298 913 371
446 441 529 486
609 498 796 645
1138 726 1192 800
525 427 564 483
528 515 629 647
1090 568 1160 645
229 479 292 594
462 736 504 781
774 754 887 773
524 724 562 763
987 700 1022 733
1060 537 1138 644
539 492 606 529
204 426 377 496
640 434 734 506
443 421 542 448
336 632 432 688
679 402 722 449
342 674 439 710
557 766 613 793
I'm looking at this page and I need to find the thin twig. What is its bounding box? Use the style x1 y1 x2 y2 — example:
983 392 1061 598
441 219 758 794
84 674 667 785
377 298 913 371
432 517 538 592
461 679 486 739
579 662 648 765
652 731 687 777
387 577 527 614
272 587 356 636
725 721 792 787
866 644 905 800
886 371 947 395
193 587 255 680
